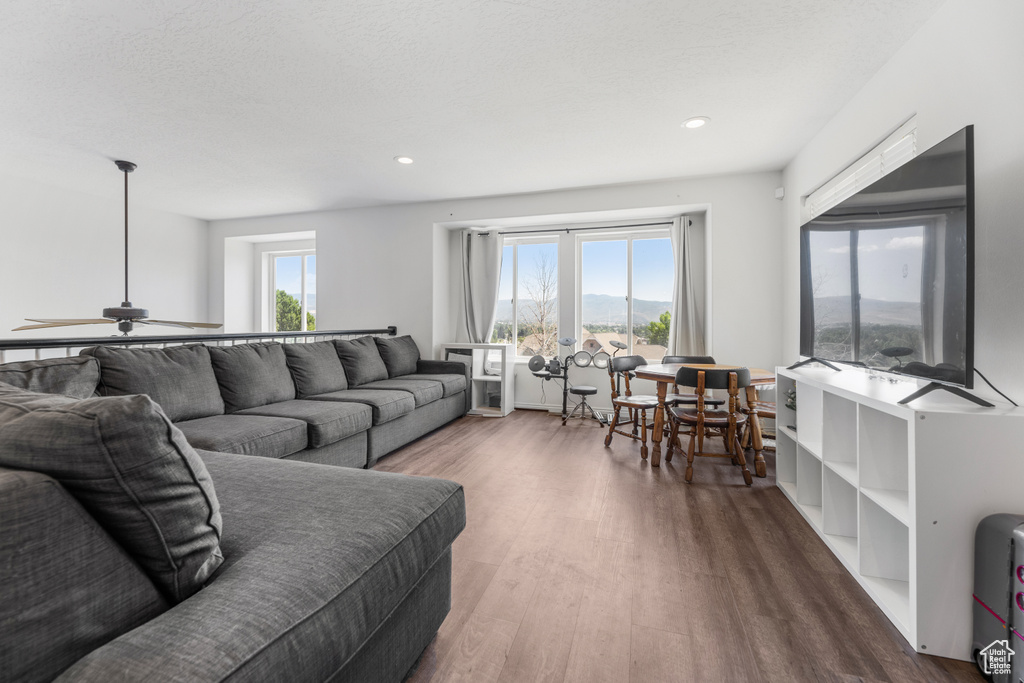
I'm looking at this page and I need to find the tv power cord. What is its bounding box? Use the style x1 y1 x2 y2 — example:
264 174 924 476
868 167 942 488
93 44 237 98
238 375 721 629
975 367 1018 407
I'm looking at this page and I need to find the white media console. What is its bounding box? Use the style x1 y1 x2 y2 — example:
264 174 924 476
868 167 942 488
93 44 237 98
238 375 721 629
776 365 1024 660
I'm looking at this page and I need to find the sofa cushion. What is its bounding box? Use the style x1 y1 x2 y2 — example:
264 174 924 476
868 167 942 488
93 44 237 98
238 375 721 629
175 414 308 459
359 378 444 407
403 373 468 397
80 344 224 421
309 388 415 425
0 467 170 683
375 335 421 378
57 451 465 683
0 384 223 603
236 399 372 449
282 340 348 396
0 356 100 398
334 336 388 386
208 342 296 413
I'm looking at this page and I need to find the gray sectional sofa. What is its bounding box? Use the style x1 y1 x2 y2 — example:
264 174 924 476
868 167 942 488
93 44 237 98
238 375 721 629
0 334 469 682
80 334 470 469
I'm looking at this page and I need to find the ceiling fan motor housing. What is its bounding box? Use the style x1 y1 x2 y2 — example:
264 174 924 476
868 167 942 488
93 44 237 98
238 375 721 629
103 302 149 320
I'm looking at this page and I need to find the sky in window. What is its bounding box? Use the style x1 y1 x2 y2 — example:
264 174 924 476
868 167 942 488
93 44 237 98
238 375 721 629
810 226 923 302
275 254 316 308
580 237 673 301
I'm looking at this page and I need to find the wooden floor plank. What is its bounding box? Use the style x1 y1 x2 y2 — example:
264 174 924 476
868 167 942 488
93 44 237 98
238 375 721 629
629 625 699 683
430 613 520 683
562 538 634 683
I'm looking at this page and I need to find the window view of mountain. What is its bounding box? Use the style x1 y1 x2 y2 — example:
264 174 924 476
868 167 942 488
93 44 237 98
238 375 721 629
494 294 669 327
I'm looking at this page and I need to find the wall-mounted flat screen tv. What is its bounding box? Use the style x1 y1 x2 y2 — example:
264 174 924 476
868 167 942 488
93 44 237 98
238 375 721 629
799 125 974 387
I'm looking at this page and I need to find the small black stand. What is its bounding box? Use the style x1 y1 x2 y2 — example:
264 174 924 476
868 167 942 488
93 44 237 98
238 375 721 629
897 382 994 408
787 357 843 372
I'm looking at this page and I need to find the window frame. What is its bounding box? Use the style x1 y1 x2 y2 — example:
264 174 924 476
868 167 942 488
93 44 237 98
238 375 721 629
575 228 672 358
265 248 316 333
494 235 560 359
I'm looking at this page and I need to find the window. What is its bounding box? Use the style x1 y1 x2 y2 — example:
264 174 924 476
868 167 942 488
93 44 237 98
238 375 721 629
492 238 559 357
269 250 316 332
578 232 673 361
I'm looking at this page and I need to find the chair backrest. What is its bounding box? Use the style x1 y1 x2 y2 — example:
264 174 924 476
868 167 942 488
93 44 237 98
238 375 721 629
609 355 646 374
662 355 716 365
674 366 750 391
607 355 646 397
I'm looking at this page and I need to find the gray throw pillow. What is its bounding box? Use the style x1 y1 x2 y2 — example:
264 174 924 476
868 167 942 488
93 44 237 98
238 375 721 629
207 342 296 412
0 356 101 399
282 341 348 397
334 337 389 386
374 335 421 378
0 383 224 603
0 466 169 683
80 344 225 422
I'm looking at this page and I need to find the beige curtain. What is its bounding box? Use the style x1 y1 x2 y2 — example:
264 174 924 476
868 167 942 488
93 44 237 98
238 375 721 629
667 216 705 356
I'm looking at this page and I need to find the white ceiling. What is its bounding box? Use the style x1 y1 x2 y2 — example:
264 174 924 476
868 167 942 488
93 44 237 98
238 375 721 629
0 0 945 220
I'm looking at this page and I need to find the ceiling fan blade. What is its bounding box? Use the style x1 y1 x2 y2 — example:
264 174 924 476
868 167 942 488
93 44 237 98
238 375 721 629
24 318 114 324
13 320 116 331
144 320 224 329
135 320 193 329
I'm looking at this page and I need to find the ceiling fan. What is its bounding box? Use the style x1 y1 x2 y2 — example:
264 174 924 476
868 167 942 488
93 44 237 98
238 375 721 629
14 160 223 336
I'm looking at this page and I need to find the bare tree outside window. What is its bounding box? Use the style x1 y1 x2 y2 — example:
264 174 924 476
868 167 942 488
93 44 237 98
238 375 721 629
518 251 558 356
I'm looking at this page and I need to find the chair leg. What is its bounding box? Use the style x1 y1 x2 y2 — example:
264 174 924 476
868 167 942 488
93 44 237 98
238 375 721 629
719 430 737 465
666 417 679 462
639 409 648 459
604 405 620 446
734 434 753 486
696 425 705 464
745 419 766 477
685 431 696 483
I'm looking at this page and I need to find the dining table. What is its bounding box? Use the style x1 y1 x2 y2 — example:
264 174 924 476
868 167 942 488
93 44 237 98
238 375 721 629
632 363 776 471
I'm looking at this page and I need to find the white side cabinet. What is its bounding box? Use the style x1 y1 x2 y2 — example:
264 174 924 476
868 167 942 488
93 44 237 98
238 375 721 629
776 366 1024 660
439 343 515 417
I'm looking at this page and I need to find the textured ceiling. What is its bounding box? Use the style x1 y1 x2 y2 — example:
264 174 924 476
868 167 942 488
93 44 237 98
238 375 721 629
0 0 945 220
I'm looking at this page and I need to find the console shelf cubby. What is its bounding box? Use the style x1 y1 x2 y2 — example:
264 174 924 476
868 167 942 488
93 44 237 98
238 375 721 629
439 343 515 417
776 365 1024 661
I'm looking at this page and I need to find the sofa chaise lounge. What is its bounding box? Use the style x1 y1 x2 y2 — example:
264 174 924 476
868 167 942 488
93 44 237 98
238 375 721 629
0 334 468 682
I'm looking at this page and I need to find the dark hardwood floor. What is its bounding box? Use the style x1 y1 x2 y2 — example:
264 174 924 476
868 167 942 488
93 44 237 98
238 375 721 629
377 410 983 683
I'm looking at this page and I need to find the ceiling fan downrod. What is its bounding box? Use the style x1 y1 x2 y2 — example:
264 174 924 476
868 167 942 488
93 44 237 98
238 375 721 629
104 160 146 334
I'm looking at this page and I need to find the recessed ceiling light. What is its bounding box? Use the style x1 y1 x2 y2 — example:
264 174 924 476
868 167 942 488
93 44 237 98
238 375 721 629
682 117 710 129
394 156 414 164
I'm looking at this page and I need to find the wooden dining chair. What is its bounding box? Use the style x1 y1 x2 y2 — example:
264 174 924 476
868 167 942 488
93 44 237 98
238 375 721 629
604 355 661 459
660 355 724 407
665 366 753 486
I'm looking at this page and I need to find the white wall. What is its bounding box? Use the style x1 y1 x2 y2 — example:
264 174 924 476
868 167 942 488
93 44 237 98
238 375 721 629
209 170 784 410
0 171 209 340
223 237 255 332
781 0 1024 401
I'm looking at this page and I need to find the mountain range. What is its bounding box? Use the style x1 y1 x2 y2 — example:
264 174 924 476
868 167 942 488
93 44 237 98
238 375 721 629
495 293 670 327
813 296 920 325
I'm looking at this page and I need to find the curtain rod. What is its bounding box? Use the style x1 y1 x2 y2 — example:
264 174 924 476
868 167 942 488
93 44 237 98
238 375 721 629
489 220 681 236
